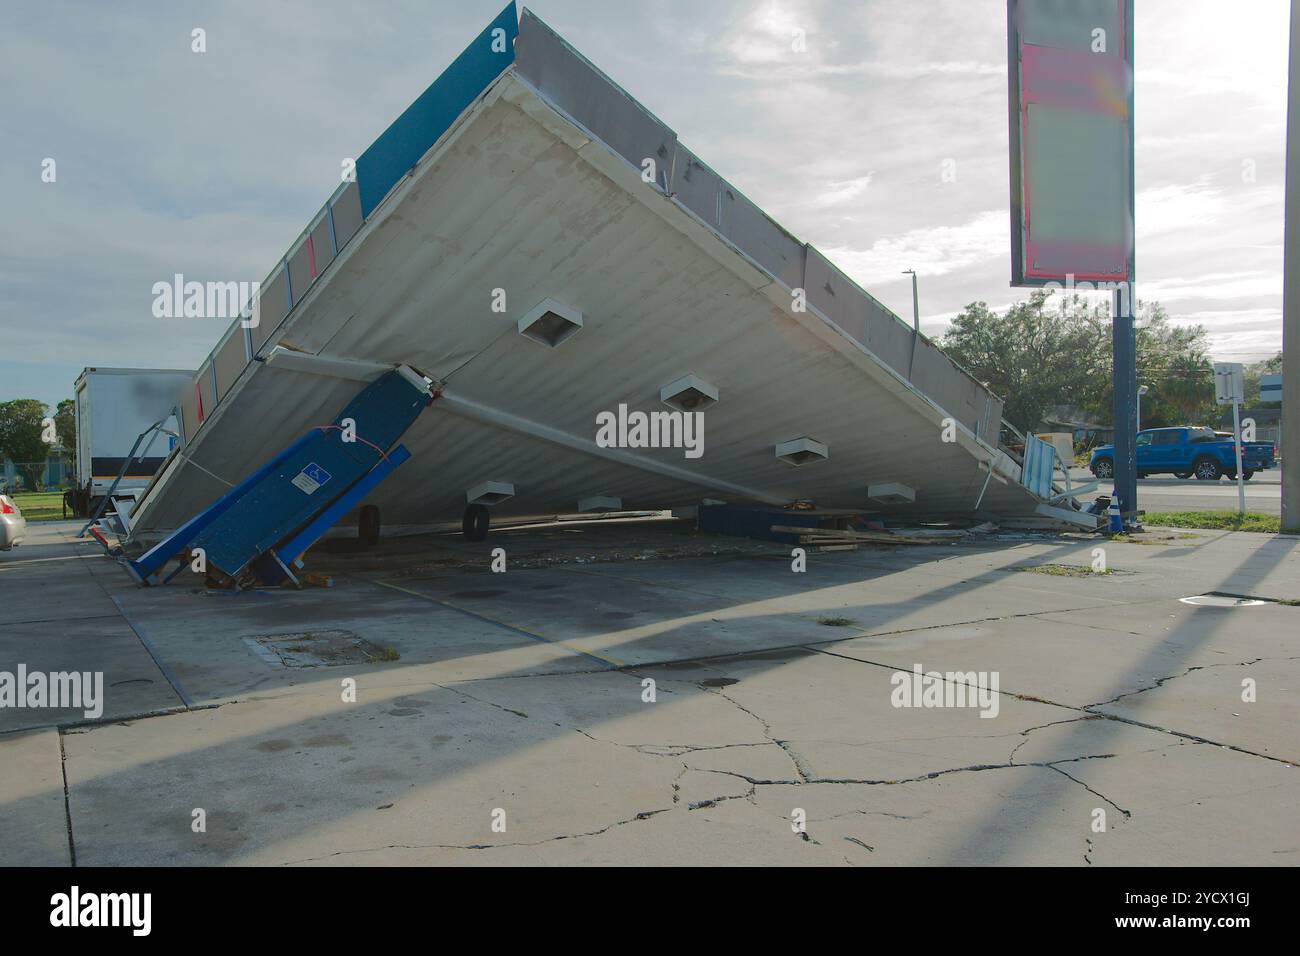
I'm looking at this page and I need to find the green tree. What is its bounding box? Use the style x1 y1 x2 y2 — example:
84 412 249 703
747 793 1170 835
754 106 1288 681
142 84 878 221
940 290 1111 433
941 295 1220 435
1121 303 1215 428
0 399 50 491
54 398 77 470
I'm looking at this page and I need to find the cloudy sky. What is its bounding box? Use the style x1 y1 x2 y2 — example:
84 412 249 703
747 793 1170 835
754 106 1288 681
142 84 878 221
0 0 1290 411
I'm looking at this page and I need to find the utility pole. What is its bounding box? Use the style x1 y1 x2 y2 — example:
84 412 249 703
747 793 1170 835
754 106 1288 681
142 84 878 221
902 269 920 333
903 269 921 379
1284 0 1300 533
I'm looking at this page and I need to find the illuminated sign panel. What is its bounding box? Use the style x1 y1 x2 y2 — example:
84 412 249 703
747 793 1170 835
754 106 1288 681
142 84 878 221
1008 0 1134 285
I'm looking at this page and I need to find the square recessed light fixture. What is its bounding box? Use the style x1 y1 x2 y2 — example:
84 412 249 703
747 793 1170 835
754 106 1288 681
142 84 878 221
466 481 515 506
775 437 828 466
867 482 916 504
660 374 718 412
518 298 583 348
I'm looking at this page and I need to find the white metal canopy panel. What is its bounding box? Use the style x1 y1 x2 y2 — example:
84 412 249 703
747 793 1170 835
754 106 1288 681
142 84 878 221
128 22 1053 540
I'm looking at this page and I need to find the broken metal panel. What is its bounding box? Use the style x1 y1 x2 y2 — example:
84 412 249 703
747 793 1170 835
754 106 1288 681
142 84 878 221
308 215 333 275
286 236 313 308
179 379 200 446
669 145 724 230
211 323 246 400
198 360 217 418
719 188 805 291
1021 434 1057 498
181 358 216 444
909 337 1005 442
251 268 288 354
908 338 986 438
354 0 518 218
805 245 913 374
330 181 363 251
514 8 676 190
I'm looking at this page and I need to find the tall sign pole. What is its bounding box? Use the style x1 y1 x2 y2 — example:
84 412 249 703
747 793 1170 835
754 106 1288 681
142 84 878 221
1113 288 1137 522
1215 362 1247 516
1008 0 1136 525
1284 0 1300 534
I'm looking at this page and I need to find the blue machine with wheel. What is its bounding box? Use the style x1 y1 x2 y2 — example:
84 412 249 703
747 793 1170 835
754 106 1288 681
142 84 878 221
126 367 434 587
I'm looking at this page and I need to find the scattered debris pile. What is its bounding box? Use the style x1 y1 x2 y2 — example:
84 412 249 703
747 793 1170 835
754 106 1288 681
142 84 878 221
770 521 999 552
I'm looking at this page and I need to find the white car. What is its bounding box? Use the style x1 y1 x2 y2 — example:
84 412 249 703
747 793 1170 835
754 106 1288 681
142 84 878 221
1 495 28 550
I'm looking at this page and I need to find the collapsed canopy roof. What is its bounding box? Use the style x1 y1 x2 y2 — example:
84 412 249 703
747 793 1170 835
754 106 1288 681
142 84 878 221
129 4 1071 540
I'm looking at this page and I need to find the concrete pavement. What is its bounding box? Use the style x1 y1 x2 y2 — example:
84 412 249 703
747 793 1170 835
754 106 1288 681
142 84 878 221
1 516 1297 865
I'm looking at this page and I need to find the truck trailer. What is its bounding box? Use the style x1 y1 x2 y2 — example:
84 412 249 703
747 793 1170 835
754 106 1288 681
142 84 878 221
70 367 193 517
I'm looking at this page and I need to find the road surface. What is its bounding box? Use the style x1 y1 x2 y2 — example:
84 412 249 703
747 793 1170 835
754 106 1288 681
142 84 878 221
1069 466 1283 515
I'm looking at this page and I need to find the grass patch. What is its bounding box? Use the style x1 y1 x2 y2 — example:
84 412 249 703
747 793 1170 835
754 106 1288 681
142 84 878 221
373 646 401 662
1017 564 1111 577
1143 511 1282 534
816 616 857 627
8 492 65 521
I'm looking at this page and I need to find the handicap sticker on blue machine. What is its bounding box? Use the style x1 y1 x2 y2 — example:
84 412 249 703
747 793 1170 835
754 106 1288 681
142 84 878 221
291 462 332 495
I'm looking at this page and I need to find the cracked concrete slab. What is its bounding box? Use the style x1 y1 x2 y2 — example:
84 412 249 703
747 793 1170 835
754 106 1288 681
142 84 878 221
8 518 1298 865
747 769 1105 865
1090 656 1300 763
812 599 1300 716
1063 743 1300 865
62 685 682 865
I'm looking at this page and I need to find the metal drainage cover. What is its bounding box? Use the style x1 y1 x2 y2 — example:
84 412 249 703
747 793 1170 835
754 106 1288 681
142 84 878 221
1179 595 1266 608
245 630 398 667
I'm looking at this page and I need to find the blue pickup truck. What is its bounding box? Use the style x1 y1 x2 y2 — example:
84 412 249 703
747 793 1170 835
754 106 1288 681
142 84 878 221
1090 426 1276 481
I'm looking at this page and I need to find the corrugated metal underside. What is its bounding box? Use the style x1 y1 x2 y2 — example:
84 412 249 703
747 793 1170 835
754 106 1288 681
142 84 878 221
130 75 1042 537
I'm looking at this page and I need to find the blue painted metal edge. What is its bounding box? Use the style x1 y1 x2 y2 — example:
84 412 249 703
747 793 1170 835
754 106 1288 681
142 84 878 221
128 429 325 583
355 1 518 218
260 445 413 585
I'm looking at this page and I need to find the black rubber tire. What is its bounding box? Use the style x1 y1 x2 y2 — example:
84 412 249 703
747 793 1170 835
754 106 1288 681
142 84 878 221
1243 470 1254 481
358 505 380 546
1092 457 1114 480
462 504 490 542
1193 456 1222 481
1174 472 1192 480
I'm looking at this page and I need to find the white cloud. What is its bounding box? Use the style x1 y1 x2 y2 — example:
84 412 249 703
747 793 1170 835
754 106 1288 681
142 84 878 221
820 210 1008 286
0 0 1287 412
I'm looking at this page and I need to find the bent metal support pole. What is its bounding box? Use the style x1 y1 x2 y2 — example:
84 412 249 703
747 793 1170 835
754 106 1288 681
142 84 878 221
77 417 175 538
435 389 787 506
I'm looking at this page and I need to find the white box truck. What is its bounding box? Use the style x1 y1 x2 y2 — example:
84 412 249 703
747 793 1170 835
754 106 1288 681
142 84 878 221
72 367 193 517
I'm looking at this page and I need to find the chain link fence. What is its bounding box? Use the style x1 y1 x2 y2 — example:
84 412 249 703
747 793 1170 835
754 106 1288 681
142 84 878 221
1 457 74 494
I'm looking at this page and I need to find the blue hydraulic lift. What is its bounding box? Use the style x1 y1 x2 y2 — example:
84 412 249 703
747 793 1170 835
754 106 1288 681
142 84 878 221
125 367 434 587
